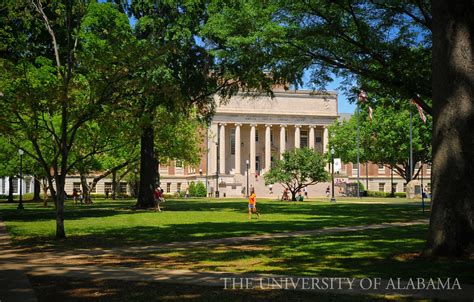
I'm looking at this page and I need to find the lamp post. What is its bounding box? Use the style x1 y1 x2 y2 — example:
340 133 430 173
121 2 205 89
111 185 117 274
421 162 425 213
330 147 336 202
18 149 24 210
246 159 249 198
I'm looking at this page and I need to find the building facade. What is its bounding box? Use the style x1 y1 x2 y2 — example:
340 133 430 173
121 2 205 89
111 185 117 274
160 89 338 197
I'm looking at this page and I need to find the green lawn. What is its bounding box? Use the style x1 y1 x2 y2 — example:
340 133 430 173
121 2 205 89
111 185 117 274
0 198 429 250
143 224 473 284
1 197 473 295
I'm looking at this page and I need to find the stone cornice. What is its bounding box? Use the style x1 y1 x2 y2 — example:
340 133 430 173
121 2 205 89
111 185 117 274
212 113 336 126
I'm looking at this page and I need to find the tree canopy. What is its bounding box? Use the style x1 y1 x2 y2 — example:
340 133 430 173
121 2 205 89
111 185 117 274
264 148 328 201
329 103 432 183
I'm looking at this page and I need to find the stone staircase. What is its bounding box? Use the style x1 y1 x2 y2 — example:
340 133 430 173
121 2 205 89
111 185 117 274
217 172 332 199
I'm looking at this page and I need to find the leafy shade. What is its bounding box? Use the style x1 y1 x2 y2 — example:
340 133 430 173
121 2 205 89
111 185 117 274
264 148 328 201
329 103 431 182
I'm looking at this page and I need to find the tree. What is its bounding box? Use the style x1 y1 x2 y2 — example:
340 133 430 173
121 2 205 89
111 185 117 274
264 148 328 201
126 0 280 208
196 181 207 198
0 1 137 238
424 0 474 257
329 103 432 183
203 0 432 112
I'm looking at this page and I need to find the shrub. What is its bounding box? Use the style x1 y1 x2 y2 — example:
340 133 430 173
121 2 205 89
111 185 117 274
195 181 207 197
188 181 197 197
394 192 406 198
367 190 389 197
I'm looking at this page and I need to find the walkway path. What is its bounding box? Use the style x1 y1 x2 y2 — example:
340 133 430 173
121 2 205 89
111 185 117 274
63 219 430 256
0 219 38 302
3 217 473 301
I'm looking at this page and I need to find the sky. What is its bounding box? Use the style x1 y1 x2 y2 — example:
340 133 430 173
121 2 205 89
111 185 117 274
300 71 356 114
322 78 355 114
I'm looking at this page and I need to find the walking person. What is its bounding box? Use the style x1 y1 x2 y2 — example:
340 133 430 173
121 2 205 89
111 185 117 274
248 187 260 220
304 186 308 198
72 188 78 204
326 186 330 198
154 187 163 212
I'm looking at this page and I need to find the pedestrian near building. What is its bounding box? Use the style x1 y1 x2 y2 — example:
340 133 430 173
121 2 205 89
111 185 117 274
248 187 260 220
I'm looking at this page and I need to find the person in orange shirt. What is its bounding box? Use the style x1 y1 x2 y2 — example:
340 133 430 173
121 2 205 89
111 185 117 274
248 187 260 220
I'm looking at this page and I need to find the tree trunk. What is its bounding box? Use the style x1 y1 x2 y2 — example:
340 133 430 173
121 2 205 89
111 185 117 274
42 180 49 207
88 161 130 198
424 0 474 257
112 170 117 200
80 173 91 204
54 174 66 239
136 125 156 208
7 176 14 202
33 176 41 201
291 190 296 201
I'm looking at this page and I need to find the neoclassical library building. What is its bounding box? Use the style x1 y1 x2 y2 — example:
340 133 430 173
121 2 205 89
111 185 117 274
199 89 336 197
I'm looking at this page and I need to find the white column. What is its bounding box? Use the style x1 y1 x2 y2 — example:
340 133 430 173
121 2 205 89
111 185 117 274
294 125 301 149
208 123 218 174
279 125 286 159
265 124 272 172
219 123 226 174
234 123 241 175
323 126 329 153
309 126 315 149
250 124 256 174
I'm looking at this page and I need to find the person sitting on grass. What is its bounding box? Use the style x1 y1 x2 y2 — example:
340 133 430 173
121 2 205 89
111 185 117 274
297 190 304 201
248 187 260 220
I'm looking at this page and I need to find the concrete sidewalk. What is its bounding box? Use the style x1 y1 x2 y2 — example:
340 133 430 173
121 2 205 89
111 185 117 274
66 219 430 256
20 263 474 300
0 219 37 302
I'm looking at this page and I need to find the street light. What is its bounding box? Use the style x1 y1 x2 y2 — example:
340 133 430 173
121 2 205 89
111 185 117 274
330 147 336 203
18 149 24 210
246 159 250 198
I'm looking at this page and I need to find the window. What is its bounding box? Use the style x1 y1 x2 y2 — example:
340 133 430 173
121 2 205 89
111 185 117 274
177 183 182 192
255 156 260 172
73 182 81 191
391 183 397 193
379 183 385 192
378 164 384 170
403 183 407 192
300 130 308 148
270 130 274 143
166 183 171 193
255 129 259 142
104 182 112 193
175 160 183 168
230 128 235 155
12 178 18 194
119 183 127 194
315 137 322 143
25 177 31 193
